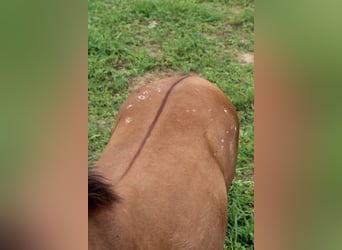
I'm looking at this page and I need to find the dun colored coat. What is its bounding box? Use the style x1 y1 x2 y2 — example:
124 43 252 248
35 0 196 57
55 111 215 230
89 76 239 250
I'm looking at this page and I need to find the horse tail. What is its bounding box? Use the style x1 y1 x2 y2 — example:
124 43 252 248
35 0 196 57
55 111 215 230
88 172 120 211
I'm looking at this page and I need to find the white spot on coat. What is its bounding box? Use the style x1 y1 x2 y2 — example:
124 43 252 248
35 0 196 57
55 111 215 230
126 104 133 109
138 95 146 100
125 117 133 124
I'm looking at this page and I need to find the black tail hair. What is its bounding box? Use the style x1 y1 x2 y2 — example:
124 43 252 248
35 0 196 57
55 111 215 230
88 172 120 211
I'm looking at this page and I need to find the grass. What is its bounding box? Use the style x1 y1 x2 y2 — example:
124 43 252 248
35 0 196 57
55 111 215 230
88 0 254 249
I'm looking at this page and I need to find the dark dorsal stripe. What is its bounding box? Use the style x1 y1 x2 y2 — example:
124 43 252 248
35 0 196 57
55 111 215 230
119 75 191 181
88 76 190 210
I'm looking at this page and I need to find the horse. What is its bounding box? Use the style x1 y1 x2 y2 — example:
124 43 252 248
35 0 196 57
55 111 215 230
89 75 239 250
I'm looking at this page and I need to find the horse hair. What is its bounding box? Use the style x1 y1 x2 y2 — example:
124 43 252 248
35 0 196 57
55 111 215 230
88 172 120 211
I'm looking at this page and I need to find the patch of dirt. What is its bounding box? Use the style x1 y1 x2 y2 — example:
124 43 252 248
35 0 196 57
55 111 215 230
205 32 222 40
128 69 197 92
232 5 243 14
146 45 163 61
203 23 232 41
97 119 108 125
147 47 159 57
237 52 254 64
147 20 158 29
214 6 225 13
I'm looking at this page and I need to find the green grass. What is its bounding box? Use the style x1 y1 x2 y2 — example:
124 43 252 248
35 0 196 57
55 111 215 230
88 0 254 249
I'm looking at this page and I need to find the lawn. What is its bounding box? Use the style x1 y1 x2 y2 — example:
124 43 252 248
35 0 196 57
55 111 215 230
88 0 254 249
